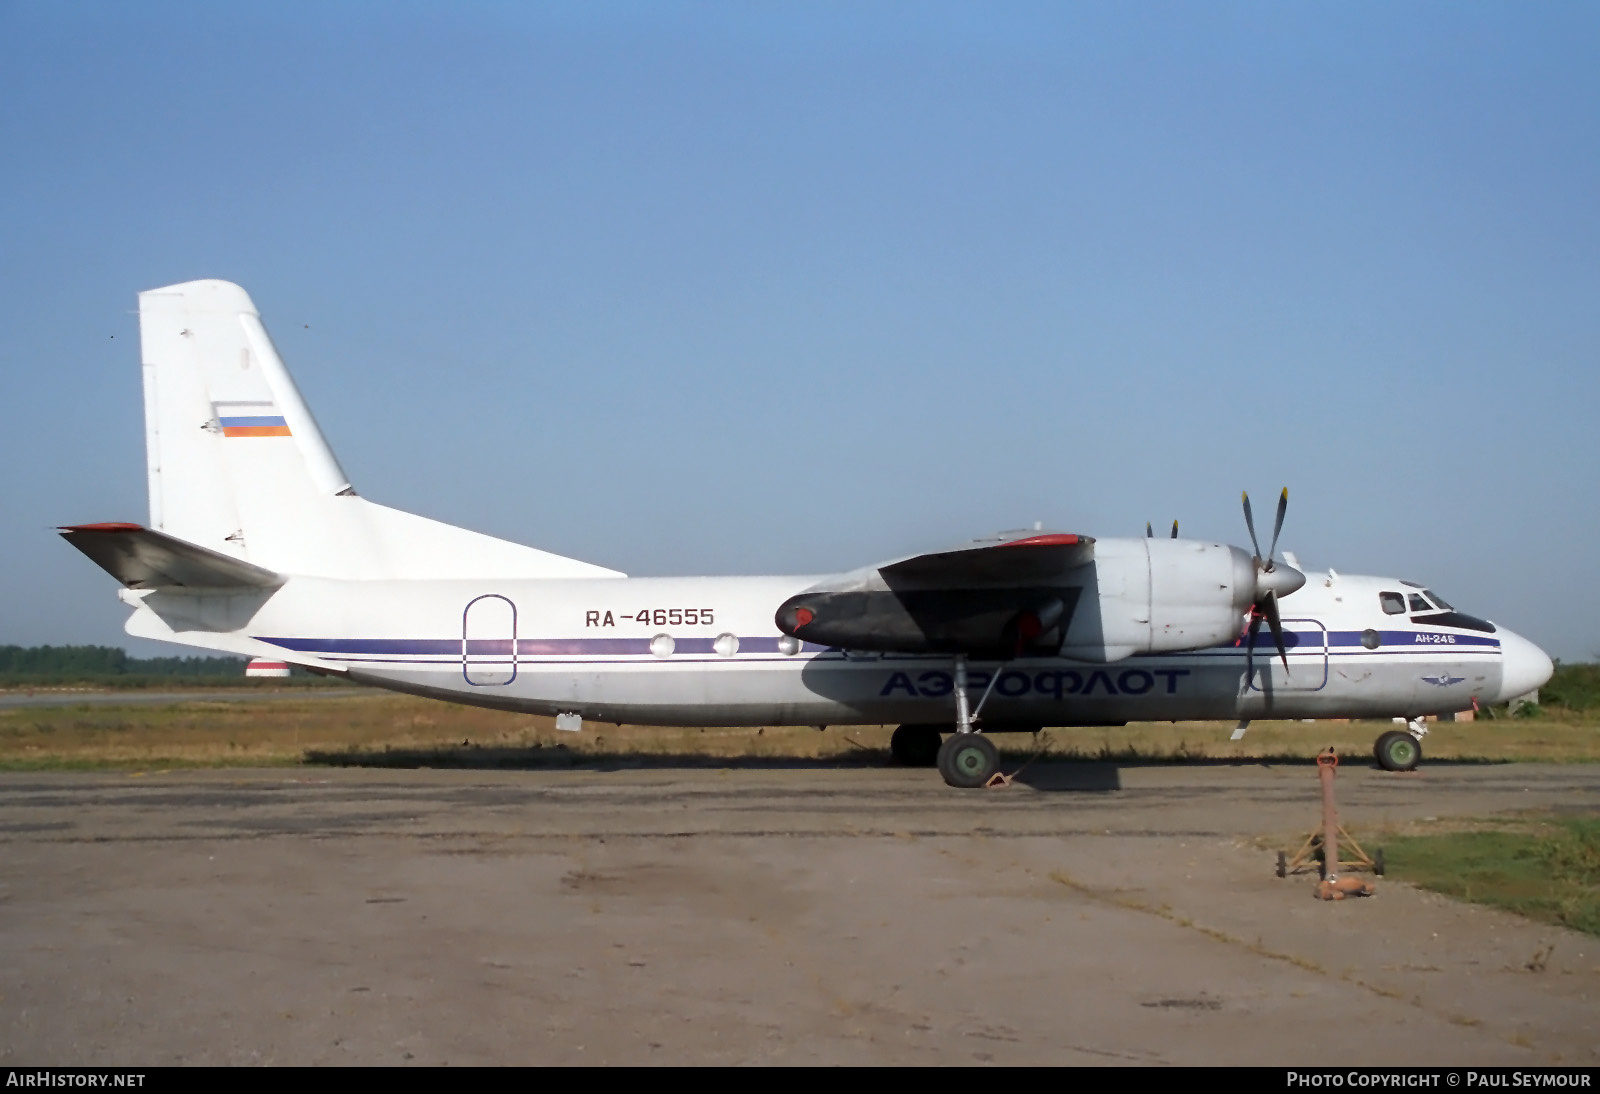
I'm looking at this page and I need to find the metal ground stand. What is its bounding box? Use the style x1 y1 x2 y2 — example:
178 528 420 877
1276 749 1383 891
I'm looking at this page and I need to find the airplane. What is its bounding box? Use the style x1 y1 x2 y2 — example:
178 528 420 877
60 280 1555 788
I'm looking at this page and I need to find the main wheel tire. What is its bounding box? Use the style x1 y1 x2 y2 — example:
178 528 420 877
1374 729 1422 772
938 732 999 789
890 724 943 767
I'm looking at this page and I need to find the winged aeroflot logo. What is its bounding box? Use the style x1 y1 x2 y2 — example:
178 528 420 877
1421 672 1467 687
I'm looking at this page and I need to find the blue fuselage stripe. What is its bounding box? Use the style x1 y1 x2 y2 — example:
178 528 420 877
258 629 1500 658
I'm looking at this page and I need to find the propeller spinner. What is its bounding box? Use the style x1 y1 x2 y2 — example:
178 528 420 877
1241 488 1306 671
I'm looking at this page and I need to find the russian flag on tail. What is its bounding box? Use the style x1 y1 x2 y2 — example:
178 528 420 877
213 400 291 438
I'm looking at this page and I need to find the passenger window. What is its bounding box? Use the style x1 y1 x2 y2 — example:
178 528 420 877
1408 594 1431 612
1379 592 1405 615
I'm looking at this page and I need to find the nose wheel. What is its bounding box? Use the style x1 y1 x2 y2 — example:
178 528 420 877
1374 729 1423 772
938 732 999 788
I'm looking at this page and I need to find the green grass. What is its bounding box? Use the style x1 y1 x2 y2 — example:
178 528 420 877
1384 813 1600 936
2 692 1600 771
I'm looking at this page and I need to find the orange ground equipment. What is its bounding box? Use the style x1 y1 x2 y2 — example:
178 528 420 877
1276 748 1381 899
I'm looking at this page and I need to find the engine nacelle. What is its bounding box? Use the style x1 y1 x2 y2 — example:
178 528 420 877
1057 538 1258 662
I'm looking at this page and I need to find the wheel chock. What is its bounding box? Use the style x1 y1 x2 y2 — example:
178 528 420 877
1316 875 1376 901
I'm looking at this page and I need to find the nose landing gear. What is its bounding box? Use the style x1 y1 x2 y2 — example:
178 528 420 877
1373 721 1425 772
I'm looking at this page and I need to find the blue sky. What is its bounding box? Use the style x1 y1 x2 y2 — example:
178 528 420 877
2 2 1597 659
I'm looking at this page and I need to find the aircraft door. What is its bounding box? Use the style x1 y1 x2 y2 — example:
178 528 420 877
463 594 517 686
1248 617 1328 693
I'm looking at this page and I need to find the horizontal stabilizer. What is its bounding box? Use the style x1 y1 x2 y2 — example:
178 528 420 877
879 532 1096 585
59 523 283 589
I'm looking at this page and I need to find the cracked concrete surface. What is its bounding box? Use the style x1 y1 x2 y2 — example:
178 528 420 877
1 761 1596 1065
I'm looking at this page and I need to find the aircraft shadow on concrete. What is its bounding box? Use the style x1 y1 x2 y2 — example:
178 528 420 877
302 745 1498 789
303 744 1126 791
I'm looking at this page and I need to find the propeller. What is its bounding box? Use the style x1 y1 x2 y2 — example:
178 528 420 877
1241 488 1306 672
1146 520 1179 539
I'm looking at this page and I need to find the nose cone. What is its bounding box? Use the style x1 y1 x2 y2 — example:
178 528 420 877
1257 563 1306 600
1496 629 1554 704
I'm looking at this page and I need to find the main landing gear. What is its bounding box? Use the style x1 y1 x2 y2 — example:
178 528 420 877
891 725 1022 786
1374 718 1427 772
891 657 1013 787
889 724 942 767
937 733 999 789
932 654 1004 788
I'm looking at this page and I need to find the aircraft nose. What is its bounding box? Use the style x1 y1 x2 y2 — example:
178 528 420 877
1496 628 1554 704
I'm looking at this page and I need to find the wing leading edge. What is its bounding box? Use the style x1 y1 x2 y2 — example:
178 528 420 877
878 531 1095 585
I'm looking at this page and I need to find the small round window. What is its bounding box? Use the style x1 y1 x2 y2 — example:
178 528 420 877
650 634 675 658
1361 629 1381 650
713 633 739 657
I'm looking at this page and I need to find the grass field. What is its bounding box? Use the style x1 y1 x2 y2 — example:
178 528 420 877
1 689 1596 770
1381 813 1600 937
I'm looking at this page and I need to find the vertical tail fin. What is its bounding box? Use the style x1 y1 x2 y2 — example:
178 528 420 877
140 280 350 553
138 279 622 581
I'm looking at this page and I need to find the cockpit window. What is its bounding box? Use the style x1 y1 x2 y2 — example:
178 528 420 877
1408 594 1431 612
1424 589 1453 610
1380 592 1406 615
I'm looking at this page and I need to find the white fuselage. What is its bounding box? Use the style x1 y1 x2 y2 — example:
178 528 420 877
125 563 1548 728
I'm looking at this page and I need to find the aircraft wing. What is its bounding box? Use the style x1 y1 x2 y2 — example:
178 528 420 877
59 523 284 589
776 531 1094 655
878 532 1095 585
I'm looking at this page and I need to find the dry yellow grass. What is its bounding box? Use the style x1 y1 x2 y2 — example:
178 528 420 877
1 690 1596 770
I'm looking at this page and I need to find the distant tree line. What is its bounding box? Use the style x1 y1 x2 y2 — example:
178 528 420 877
0 645 333 688
1541 662 1600 712
0 645 244 677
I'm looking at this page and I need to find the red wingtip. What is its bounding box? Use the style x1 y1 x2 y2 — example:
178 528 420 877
1000 533 1081 548
59 522 145 533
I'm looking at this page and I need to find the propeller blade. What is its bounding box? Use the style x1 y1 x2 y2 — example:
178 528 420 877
1170 520 1178 539
1266 487 1288 563
1146 522 1153 538
1241 491 1262 559
1264 591 1289 673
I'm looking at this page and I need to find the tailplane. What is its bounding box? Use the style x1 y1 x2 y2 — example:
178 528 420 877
60 522 283 589
135 279 621 580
